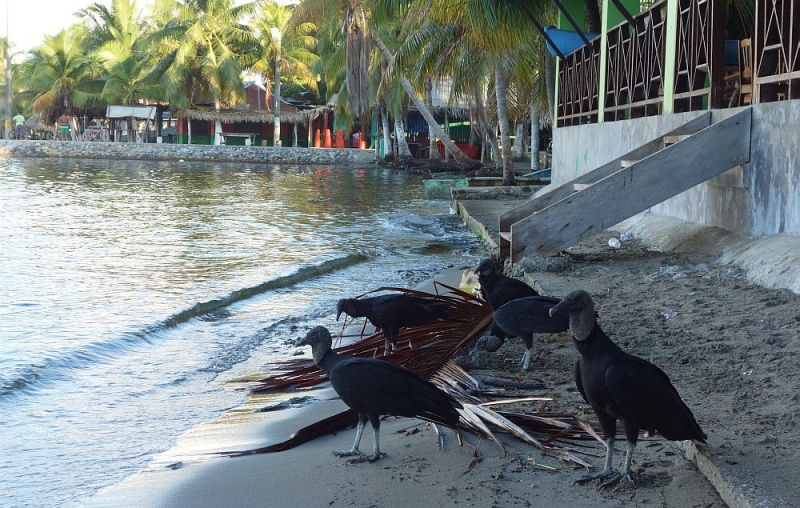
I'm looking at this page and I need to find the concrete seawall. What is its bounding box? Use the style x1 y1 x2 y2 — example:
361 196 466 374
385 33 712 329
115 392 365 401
0 139 376 165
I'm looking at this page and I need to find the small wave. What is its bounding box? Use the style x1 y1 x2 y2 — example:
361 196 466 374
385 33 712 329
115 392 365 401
0 331 153 398
0 254 368 400
201 305 338 376
155 254 368 331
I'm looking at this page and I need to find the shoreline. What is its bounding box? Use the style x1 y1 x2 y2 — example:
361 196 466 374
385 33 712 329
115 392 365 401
454 194 800 295
455 195 799 507
0 139 375 166
81 198 800 508
83 264 729 508
41 161 795 506
83 269 517 507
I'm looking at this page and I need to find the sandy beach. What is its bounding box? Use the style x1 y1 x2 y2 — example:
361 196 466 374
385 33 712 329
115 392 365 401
83 207 800 508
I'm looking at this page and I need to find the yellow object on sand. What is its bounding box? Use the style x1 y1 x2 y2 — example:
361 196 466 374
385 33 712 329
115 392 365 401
459 268 481 296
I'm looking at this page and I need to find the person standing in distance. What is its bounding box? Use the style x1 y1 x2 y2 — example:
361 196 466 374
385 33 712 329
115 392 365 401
13 112 25 139
58 114 70 140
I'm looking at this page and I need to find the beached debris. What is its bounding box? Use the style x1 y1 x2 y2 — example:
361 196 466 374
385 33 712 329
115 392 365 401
219 284 603 468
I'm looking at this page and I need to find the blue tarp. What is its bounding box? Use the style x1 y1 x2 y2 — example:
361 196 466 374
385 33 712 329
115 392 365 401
545 26 600 57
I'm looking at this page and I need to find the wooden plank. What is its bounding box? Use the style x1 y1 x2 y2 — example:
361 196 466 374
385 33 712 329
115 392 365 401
604 97 664 111
756 72 800 84
673 87 711 99
498 113 711 235
509 109 751 259
663 135 691 145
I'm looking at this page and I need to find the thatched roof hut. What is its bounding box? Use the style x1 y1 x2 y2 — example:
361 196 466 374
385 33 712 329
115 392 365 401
183 104 333 126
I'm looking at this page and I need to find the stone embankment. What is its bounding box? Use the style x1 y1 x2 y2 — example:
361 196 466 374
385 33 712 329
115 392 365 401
0 139 376 165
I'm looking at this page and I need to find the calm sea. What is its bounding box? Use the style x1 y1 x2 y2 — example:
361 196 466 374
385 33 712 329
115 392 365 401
0 157 482 507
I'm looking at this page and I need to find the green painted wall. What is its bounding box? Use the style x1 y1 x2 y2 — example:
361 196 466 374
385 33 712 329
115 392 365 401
558 0 586 30
606 0 639 29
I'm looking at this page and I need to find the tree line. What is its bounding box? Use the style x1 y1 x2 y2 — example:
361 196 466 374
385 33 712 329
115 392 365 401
3 0 563 179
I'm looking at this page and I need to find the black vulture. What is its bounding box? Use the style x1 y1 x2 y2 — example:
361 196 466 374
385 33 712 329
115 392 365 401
549 290 707 486
474 258 541 369
336 293 451 352
492 295 571 370
475 258 540 312
296 326 462 463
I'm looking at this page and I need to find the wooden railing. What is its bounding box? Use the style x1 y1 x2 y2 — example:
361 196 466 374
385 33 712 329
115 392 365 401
556 0 797 125
672 0 726 111
604 3 667 121
755 0 800 102
557 39 601 126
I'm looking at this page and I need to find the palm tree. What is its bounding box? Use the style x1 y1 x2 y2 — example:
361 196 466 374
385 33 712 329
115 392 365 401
452 1 553 184
248 1 319 122
79 0 165 106
153 0 260 145
372 32 480 170
295 0 480 169
18 25 99 126
380 0 558 179
388 0 553 182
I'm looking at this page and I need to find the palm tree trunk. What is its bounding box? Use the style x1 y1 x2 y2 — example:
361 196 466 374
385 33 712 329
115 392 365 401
381 106 391 159
474 84 502 166
372 34 480 171
545 51 556 119
495 64 515 186
530 109 541 171
585 0 602 33
344 4 370 121
214 96 222 146
424 78 440 160
395 117 412 158
513 122 525 159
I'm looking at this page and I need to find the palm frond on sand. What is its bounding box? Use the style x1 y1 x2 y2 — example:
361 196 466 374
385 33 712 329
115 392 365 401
249 283 490 392
432 360 600 468
220 284 604 467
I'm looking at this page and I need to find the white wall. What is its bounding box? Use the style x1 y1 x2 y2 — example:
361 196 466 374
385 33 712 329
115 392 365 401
552 102 800 238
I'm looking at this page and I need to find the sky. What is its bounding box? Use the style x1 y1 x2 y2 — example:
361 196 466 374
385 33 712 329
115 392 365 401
2 0 111 57
2 0 294 59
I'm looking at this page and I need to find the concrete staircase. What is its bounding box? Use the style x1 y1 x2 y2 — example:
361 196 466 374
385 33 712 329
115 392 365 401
499 109 752 261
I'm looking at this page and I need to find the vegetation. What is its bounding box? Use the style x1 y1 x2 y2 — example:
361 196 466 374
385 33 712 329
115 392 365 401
5 0 560 171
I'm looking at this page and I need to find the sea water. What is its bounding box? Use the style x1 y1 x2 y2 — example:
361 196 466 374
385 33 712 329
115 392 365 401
0 157 482 507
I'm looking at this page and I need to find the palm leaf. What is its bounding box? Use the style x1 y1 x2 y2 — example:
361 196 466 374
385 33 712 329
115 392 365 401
218 283 604 468
430 360 600 468
249 282 491 392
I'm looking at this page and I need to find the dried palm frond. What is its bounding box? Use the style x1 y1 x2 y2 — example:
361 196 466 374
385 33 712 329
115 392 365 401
431 360 601 468
217 283 490 458
220 283 603 468
249 283 491 393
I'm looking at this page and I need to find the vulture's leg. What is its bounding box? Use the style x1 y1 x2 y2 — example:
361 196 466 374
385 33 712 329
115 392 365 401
382 330 393 356
518 335 533 371
621 441 636 482
334 414 367 459
385 328 399 353
519 348 532 371
366 413 386 462
599 441 637 488
576 436 617 485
